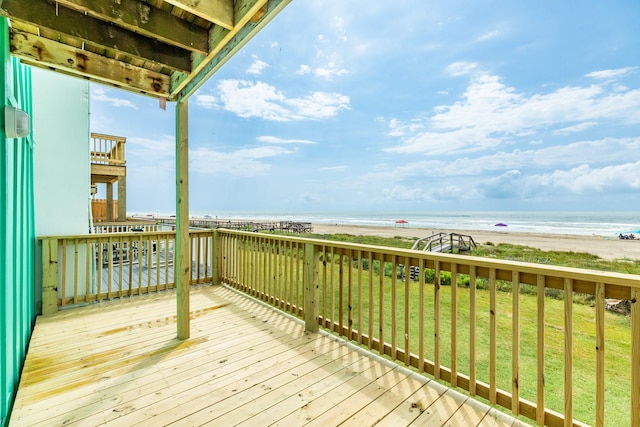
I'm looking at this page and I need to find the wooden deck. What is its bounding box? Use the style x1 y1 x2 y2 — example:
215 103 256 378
10 285 526 426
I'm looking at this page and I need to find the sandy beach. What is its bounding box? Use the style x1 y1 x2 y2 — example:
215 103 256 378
311 223 640 261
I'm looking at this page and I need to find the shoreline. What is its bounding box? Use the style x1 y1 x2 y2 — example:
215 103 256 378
311 223 640 261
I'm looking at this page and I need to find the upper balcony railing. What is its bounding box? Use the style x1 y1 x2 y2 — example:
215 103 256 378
39 229 640 427
90 133 126 166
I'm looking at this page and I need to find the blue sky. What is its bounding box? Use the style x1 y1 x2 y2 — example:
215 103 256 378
90 0 640 214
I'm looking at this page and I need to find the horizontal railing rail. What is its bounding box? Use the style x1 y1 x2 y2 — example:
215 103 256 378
216 229 640 427
40 230 212 311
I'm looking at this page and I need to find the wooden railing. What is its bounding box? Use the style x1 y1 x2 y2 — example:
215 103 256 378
39 229 640 426
216 230 640 427
90 133 126 165
91 223 161 234
40 230 212 311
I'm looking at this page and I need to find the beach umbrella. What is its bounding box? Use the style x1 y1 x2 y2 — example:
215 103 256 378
494 223 508 227
395 219 408 224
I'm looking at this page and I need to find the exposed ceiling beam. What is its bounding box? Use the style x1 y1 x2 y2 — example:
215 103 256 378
1 0 192 72
11 30 171 97
54 0 210 54
0 0 292 100
177 0 291 100
162 0 233 30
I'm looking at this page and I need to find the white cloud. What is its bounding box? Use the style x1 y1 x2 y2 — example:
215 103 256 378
382 186 430 202
387 118 424 137
190 146 295 177
127 133 303 182
91 87 137 109
296 65 312 75
315 66 349 79
284 91 350 119
537 162 640 194
257 136 316 144
364 134 640 203
204 79 350 121
128 135 174 162
194 94 217 109
295 63 348 79
319 165 348 171
385 66 640 155
247 57 269 75
586 67 637 80
380 137 640 179
476 30 501 42
476 170 522 199
553 121 597 135
446 61 479 77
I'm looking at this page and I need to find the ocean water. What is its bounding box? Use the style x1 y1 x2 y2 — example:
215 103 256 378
190 211 640 237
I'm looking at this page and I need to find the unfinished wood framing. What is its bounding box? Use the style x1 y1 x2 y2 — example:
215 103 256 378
175 99 190 340
117 176 126 222
1 0 293 99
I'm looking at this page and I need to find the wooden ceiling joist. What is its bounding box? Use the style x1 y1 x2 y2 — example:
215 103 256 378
0 0 292 100
161 0 233 30
3 0 192 72
53 0 210 54
12 31 171 97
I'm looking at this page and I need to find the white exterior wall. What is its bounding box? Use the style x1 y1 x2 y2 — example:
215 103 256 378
32 69 91 311
32 68 90 236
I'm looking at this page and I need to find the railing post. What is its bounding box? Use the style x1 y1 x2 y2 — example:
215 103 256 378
303 242 319 332
632 288 640 427
117 175 126 222
41 238 59 315
211 230 220 286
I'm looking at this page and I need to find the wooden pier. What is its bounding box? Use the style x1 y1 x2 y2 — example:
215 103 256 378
156 218 313 233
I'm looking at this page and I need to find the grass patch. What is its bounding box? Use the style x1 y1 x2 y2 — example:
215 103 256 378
305 232 640 275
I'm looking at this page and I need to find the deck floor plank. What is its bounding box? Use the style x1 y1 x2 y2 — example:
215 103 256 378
339 373 433 426
133 336 343 426
14 325 304 424
9 285 521 427
374 379 449 427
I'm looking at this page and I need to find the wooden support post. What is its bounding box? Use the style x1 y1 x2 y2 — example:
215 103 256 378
303 242 319 332
631 288 640 427
106 182 114 222
176 98 190 340
41 238 59 315
117 175 126 222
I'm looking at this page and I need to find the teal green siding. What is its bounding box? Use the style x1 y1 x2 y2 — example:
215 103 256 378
1 18 35 426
